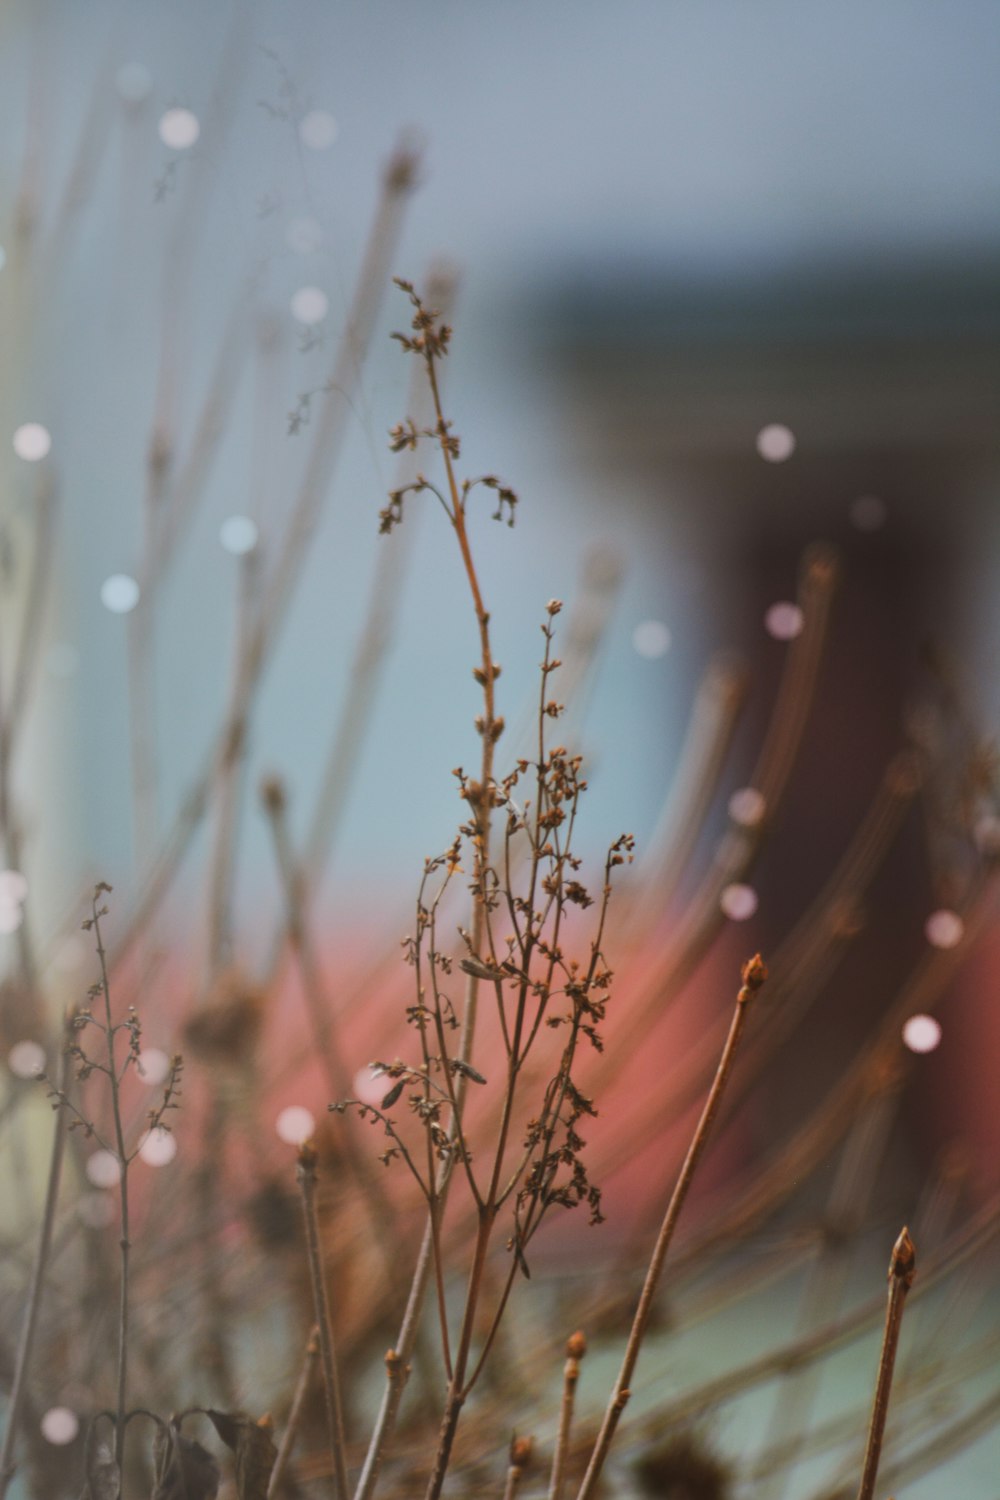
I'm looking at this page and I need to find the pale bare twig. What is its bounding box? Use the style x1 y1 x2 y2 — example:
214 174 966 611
574 955 767 1500
297 1142 350 1500
856 1227 916 1500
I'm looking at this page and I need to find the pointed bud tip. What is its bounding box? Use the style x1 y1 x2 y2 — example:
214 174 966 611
890 1225 916 1286
741 953 768 991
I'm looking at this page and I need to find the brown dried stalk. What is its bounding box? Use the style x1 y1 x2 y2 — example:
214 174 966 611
0 1014 72 1500
353 280 507 1500
633 1188 998 1437
296 1142 349 1500
547 1332 587 1500
856 1227 916 1500
267 1325 319 1498
574 955 768 1500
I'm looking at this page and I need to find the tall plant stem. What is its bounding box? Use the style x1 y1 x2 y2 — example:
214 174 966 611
297 1143 350 1500
267 1326 319 1498
856 1228 915 1500
574 955 767 1500
0 1016 72 1500
547 1333 586 1500
92 894 132 1474
352 291 500 1500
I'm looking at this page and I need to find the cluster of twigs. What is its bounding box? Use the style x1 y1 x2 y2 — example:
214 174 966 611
0 47 998 1500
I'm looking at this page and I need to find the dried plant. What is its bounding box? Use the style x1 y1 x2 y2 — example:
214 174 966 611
0 55 997 1500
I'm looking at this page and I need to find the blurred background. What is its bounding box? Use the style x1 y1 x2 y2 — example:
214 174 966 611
1 2 998 1496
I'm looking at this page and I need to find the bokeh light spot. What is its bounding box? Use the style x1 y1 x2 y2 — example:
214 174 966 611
40 1408 79 1446
290 286 328 325
925 909 964 949
219 515 259 555
720 883 758 921
159 107 200 150
631 620 671 659
902 1014 942 1053
86 1150 121 1189
728 787 766 827
353 1067 384 1105
137 1047 170 1085
276 1105 316 1143
13 423 51 461
756 423 796 462
138 1127 177 1166
101 574 140 614
764 601 804 641
8 1040 46 1078
299 110 338 150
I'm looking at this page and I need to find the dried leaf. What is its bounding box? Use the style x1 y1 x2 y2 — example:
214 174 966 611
204 1410 277 1500
151 1425 220 1500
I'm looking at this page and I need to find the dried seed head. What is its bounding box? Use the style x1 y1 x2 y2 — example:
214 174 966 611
546 599 563 616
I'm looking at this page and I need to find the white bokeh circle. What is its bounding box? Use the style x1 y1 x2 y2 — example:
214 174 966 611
755 423 796 462
924 909 964 949
138 1127 177 1166
765 601 804 641
86 1150 121 1189
13 423 51 461
902 1014 942 1054
720 883 758 921
631 620 671 659
8 1040 46 1078
159 107 200 150
276 1105 316 1144
299 110 338 150
290 286 329 325
100 574 140 614
41 1407 79 1445
219 515 259 555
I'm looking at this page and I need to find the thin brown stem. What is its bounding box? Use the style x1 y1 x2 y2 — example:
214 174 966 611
548 1333 586 1500
91 892 131 1474
267 1326 320 1498
0 1016 72 1500
856 1228 916 1500
574 955 767 1500
502 1439 532 1500
296 1142 350 1500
